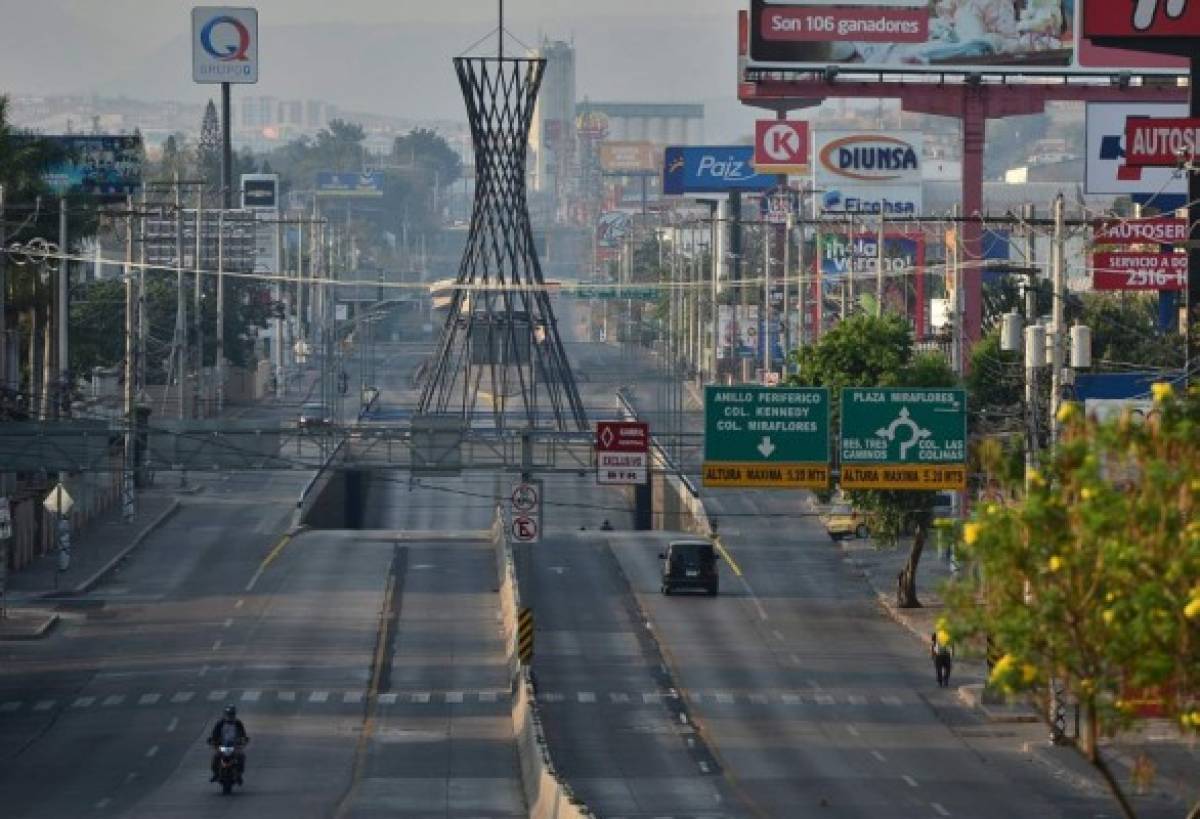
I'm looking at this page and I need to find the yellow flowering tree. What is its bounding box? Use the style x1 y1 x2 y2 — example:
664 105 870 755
944 385 1200 819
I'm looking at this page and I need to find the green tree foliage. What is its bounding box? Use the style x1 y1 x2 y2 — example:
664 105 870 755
944 386 1200 819
789 314 960 607
196 100 221 190
392 127 462 188
966 329 1021 425
1071 292 1184 372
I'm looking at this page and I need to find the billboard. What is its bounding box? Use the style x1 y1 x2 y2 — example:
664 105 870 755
1085 102 1188 197
754 120 810 174
1092 251 1187 291
192 7 259 84
40 135 143 202
814 131 923 216
315 171 384 198
818 232 927 335
1083 0 1200 38
718 305 761 359
663 146 776 195
598 142 659 174
747 0 1188 73
241 173 278 210
1124 118 1200 166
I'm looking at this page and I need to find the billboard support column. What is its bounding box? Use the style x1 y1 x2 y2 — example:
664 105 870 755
1190 56 1200 386
221 83 233 210
961 87 986 353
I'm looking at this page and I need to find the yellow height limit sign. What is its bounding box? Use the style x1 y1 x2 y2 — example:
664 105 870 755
703 386 830 489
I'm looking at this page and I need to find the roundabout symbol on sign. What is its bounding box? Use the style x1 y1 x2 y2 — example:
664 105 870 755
511 484 539 513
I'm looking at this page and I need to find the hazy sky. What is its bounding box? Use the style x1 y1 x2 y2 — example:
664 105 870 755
0 1 750 134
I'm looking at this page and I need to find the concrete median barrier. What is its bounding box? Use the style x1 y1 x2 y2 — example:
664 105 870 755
491 506 594 819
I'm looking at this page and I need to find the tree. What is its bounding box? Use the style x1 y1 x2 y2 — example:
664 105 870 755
1070 292 1184 373
197 100 221 192
944 385 1200 819
790 313 960 607
392 127 462 188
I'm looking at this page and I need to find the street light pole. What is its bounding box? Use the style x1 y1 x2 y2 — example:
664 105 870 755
123 196 136 523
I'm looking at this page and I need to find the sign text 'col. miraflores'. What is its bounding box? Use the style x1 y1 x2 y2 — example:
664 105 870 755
704 387 830 489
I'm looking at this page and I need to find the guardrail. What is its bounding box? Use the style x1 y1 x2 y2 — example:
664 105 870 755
491 505 594 819
291 438 348 529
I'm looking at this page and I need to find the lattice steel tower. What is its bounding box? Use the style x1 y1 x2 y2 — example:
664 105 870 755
419 55 587 431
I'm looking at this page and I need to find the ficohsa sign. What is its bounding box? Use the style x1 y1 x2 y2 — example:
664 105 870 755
816 132 923 185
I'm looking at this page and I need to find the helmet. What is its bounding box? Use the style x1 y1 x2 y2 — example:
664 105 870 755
224 705 237 718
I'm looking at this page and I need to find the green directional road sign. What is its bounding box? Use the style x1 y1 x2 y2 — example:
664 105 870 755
573 286 658 300
703 386 830 489
839 388 967 490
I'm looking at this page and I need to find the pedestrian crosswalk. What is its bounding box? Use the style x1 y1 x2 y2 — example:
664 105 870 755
0 687 912 717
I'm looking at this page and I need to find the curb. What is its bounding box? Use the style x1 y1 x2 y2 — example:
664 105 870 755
54 499 183 597
0 613 60 641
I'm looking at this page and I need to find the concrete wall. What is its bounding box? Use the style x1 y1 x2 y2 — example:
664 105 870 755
491 507 593 819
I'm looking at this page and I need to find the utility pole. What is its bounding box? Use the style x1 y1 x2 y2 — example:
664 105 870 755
137 189 148 402
193 193 204 418
174 174 186 421
216 210 225 414
782 212 792 366
123 196 136 522
57 197 69 417
950 205 963 376
274 207 284 396
1049 194 1065 447
0 185 6 399
1023 204 1038 324
221 83 233 211
875 211 885 318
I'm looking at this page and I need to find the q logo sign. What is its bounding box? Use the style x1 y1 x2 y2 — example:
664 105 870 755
200 15 251 61
754 120 810 172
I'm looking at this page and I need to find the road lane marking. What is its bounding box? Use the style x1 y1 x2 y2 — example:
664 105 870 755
540 692 563 703
642 692 661 704
210 640 222 652
207 690 228 702
881 694 903 706
609 692 630 704
713 536 743 577
699 761 710 773
377 693 397 705
241 690 260 702
410 692 430 703
94 797 112 810
1 701 22 712
138 694 161 705
872 750 887 762
932 802 950 816
245 533 293 592
749 693 768 705
124 772 139 784
234 599 245 609
847 725 860 737
145 745 159 758
479 691 497 703
34 700 55 711
715 692 734 704
309 691 329 703
102 695 125 707
815 693 835 705
170 692 194 704
278 691 295 702
772 629 784 641
166 717 179 732
848 694 867 706
781 694 801 705
223 618 234 629
577 691 595 703
902 775 919 788
72 697 94 709
344 691 364 704
198 664 209 678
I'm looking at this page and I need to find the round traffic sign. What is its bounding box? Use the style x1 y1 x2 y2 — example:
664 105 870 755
512 515 539 542
511 483 539 513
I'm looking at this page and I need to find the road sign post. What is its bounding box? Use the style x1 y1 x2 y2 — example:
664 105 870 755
839 388 967 490
510 479 542 544
703 386 830 489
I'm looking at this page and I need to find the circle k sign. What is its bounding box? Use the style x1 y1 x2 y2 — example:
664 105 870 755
754 120 810 175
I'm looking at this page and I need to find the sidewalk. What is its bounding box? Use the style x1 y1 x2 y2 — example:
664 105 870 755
833 509 1200 814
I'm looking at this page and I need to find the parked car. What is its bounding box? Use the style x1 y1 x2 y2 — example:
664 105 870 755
659 539 720 596
823 504 870 541
297 402 332 429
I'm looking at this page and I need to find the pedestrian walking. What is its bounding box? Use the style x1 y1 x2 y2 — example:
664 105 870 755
931 631 954 688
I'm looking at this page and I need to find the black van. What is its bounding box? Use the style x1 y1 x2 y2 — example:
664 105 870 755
659 540 720 596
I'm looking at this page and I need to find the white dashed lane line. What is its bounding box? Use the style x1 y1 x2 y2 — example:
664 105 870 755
872 750 887 763
932 802 951 816
902 775 919 788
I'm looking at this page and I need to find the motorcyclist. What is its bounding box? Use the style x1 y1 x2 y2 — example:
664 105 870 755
208 705 249 783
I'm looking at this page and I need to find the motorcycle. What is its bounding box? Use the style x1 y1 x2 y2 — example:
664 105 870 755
209 738 247 794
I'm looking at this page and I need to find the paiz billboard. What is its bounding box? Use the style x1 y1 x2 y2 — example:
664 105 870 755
663 146 776 195
748 0 1187 73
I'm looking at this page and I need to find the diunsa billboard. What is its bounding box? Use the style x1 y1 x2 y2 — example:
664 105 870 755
813 131 923 216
